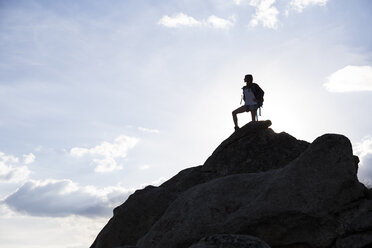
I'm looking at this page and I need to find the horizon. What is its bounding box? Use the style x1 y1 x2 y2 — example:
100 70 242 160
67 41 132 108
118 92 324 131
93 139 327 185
1 0 372 247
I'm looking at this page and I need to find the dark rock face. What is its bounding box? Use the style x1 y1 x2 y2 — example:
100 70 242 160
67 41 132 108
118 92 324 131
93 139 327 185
136 134 366 248
334 199 372 248
202 120 309 176
160 165 217 193
90 121 372 248
189 234 271 248
90 186 177 248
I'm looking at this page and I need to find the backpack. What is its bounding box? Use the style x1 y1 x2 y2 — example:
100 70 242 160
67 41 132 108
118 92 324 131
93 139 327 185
242 83 264 107
251 83 264 107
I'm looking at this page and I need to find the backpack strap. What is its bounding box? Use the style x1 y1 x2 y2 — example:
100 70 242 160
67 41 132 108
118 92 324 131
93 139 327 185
256 106 262 121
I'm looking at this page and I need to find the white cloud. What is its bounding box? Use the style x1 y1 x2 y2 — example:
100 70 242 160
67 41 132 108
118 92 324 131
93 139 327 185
93 157 120 173
2 179 133 217
158 13 201 28
354 137 372 159
160 0 329 30
70 135 139 172
23 153 35 164
0 152 31 183
324 65 372 92
138 127 160 133
158 13 235 29
70 136 139 158
207 15 236 29
354 137 372 186
290 0 328 12
249 0 279 29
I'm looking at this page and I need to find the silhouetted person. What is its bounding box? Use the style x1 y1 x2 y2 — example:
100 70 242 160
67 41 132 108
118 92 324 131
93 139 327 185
232 74 264 131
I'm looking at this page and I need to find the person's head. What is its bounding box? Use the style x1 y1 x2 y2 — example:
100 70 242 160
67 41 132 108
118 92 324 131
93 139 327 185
244 74 253 85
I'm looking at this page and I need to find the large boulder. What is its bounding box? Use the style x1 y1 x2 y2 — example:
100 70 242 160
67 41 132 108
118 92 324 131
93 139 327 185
136 134 366 248
93 121 308 248
161 121 309 193
160 165 217 193
90 186 177 248
189 234 271 248
334 198 372 248
90 121 372 248
202 120 309 175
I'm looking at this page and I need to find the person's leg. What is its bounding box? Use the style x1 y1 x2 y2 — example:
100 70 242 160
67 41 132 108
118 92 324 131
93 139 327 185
232 105 247 129
250 109 257 122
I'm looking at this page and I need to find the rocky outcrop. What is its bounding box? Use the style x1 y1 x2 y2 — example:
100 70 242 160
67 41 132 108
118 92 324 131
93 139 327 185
189 234 271 248
334 199 372 248
90 120 372 248
202 120 309 175
136 134 366 248
90 186 177 248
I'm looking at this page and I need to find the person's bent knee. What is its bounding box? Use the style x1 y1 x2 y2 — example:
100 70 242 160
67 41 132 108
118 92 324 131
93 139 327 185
233 106 246 115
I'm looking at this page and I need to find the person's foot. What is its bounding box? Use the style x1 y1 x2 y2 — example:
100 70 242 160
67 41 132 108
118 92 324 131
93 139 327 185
234 126 240 131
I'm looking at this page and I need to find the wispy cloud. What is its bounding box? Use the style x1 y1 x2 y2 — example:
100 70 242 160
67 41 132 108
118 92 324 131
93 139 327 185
290 0 328 12
70 135 139 172
249 0 279 29
138 127 160 134
2 179 133 217
158 1 330 30
323 65 372 92
207 15 236 29
23 153 35 165
158 13 236 29
0 152 31 183
158 13 201 28
236 0 329 28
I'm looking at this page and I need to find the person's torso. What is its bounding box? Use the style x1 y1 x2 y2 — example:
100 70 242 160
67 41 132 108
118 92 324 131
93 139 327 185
243 87 256 105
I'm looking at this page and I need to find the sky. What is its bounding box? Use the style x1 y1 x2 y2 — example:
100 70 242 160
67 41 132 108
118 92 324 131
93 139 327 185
0 0 372 247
